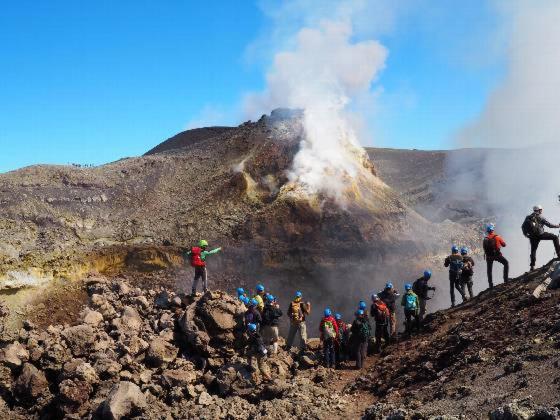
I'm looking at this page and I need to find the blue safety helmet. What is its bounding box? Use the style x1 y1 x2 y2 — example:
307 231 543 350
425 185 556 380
247 323 257 332
249 298 258 307
266 294 275 303
324 308 332 317
486 223 495 233
295 291 302 298
460 247 469 255
236 287 245 296
240 296 249 305
335 313 342 320
423 270 432 279
356 309 364 317
256 284 265 293
451 245 459 253
359 301 367 310
385 282 393 289
405 283 412 291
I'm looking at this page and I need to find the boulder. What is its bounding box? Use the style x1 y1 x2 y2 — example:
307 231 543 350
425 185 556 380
81 308 104 326
0 342 29 370
62 325 96 357
14 363 50 404
101 381 147 420
58 378 93 411
160 367 198 389
145 338 177 367
112 306 143 333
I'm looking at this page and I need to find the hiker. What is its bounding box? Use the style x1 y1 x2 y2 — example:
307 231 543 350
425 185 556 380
253 284 266 312
444 245 467 307
261 294 282 354
522 205 560 271
359 300 375 355
319 308 339 368
184 240 221 296
370 295 390 353
401 284 420 336
334 313 349 367
350 310 371 369
378 282 399 341
412 270 435 321
239 295 250 309
246 323 271 382
460 247 475 300
483 223 509 288
286 291 311 351
244 298 262 329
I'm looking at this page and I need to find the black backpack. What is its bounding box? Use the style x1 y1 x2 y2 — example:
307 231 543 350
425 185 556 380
483 236 499 257
522 214 540 238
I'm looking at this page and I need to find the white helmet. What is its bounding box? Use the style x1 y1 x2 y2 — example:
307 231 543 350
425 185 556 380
533 204 543 212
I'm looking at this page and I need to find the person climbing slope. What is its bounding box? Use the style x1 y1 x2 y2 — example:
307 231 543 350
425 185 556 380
261 294 282 354
319 308 339 368
184 240 221 296
286 291 311 352
350 310 370 370
444 245 466 307
483 223 509 289
245 323 271 382
412 270 435 321
522 205 560 271
244 298 262 329
370 295 390 354
401 283 420 336
378 282 399 341
460 247 475 300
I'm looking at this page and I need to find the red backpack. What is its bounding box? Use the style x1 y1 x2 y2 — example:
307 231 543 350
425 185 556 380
190 247 205 267
373 302 390 323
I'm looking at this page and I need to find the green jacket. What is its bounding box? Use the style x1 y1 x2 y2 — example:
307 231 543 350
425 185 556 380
401 291 419 314
183 247 222 262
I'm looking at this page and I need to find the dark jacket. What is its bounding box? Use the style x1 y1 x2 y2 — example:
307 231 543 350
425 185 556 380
244 308 262 327
261 303 282 327
461 256 475 277
378 289 398 312
247 331 266 355
350 318 371 342
531 213 559 235
444 254 464 273
413 277 435 299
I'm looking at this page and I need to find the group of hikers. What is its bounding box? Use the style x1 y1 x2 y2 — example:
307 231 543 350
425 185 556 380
183 205 560 379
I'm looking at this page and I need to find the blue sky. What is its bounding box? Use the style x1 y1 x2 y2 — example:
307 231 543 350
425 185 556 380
0 1 507 172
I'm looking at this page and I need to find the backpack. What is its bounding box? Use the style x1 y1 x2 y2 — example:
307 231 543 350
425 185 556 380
412 279 422 296
522 214 540 238
190 247 205 267
404 293 417 311
290 301 303 322
449 257 464 274
373 302 389 323
261 306 273 325
462 258 474 275
358 321 370 341
322 319 337 339
483 236 498 257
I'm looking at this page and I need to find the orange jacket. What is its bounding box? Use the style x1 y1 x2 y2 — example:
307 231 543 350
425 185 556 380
487 232 506 250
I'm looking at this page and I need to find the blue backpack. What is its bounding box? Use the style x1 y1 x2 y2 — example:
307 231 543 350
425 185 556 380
450 258 464 274
405 293 417 311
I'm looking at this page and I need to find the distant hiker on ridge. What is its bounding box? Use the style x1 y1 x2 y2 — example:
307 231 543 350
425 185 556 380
483 224 508 289
184 239 222 296
444 245 466 307
522 205 560 271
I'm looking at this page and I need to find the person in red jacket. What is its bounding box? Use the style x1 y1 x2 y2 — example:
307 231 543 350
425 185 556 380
184 239 222 296
483 224 508 289
370 295 390 354
319 308 339 368
334 313 349 367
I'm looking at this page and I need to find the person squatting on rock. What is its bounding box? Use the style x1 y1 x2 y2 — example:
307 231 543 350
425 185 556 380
401 283 420 336
444 245 466 307
244 298 262 329
253 284 266 313
350 309 371 369
245 323 271 382
412 270 435 321
184 239 221 296
286 291 311 351
483 223 509 288
319 308 339 368
261 294 282 354
370 295 390 353
378 282 399 341
334 313 349 368
522 205 560 271
460 247 475 300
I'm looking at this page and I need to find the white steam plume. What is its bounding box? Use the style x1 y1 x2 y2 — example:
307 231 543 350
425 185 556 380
454 0 560 274
245 20 387 200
